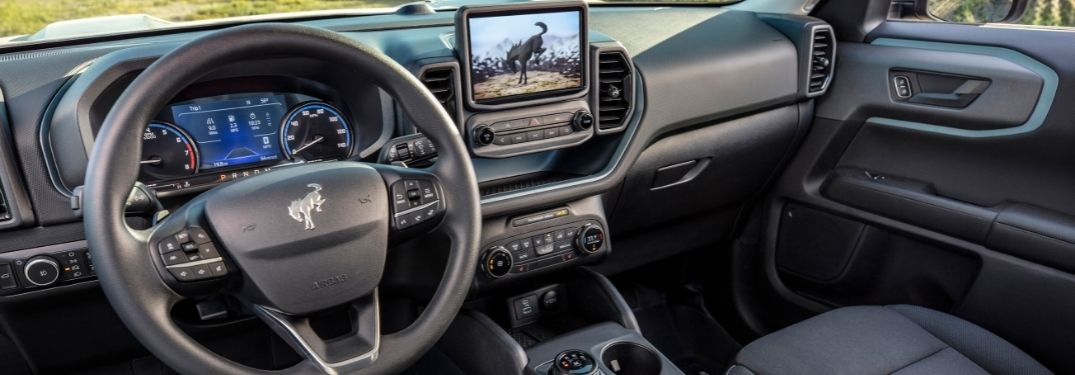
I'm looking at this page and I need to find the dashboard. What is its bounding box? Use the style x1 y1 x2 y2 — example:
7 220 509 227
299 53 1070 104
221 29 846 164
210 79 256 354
0 2 823 372
140 92 356 192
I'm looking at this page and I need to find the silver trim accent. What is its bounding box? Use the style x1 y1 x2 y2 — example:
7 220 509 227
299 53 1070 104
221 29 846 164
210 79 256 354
164 257 224 269
254 293 381 374
394 200 439 218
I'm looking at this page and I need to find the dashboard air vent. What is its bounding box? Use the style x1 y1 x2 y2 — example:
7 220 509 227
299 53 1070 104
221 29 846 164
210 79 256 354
595 50 633 132
419 67 457 123
806 26 835 96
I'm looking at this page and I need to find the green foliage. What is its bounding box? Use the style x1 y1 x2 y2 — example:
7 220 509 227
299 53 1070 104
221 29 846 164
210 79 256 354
0 0 410 38
930 0 1075 26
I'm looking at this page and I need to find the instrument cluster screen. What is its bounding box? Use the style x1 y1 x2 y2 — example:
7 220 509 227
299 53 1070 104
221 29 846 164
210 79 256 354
170 94 287 171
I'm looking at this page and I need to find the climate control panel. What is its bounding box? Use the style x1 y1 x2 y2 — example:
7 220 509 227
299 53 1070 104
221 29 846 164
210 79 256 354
481 219 606 279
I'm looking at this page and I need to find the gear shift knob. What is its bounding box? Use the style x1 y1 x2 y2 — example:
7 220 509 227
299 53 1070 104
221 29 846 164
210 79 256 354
551 349 599 375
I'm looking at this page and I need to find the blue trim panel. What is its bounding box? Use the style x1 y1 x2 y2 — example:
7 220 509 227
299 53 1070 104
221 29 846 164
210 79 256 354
868 38 1057 138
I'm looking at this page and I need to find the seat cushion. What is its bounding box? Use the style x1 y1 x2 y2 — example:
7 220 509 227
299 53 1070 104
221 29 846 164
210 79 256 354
729 305 1051 375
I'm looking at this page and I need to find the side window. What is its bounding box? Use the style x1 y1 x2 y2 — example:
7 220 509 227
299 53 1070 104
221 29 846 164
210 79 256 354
892 0 1075 28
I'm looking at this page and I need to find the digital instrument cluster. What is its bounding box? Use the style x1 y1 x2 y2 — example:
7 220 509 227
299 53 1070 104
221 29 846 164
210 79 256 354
139 92 354 192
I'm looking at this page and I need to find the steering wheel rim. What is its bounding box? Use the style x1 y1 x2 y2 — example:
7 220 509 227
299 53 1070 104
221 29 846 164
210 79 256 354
83 23 481 375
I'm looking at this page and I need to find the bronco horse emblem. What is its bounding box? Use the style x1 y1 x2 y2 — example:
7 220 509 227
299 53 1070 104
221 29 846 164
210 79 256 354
287 183 326 230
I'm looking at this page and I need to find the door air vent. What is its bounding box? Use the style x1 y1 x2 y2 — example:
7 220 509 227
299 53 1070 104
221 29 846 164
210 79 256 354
595 50 633 132
419 67 458 123
806 26 835 96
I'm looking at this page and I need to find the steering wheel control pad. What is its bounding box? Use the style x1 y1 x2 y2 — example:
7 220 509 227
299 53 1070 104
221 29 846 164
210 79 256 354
202 162 389 315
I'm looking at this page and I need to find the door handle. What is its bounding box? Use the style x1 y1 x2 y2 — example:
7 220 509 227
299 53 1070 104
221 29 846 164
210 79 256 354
890 70 991 108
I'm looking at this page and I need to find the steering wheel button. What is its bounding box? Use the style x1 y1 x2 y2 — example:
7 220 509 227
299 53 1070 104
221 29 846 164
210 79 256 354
174 231 191 243
197 243 221 259
189 228 212 244
419 180 437 201
158 238 181 254
161 251 186 266
208 262 228 277
170 267 197 281
190 265 213 280
181 242 198 252
186 252 204 263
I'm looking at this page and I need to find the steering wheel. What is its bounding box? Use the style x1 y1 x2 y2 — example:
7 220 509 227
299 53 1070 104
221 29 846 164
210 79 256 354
82 24 481 374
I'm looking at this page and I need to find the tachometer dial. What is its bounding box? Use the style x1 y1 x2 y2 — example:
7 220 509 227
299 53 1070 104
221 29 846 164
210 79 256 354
281 102 352 161
140 122 198 181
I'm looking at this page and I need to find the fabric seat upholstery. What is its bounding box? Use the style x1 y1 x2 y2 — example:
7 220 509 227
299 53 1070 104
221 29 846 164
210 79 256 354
728 305 1051 375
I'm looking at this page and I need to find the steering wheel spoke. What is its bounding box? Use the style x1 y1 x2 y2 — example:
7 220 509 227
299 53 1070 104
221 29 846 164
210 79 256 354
255 291 381 374
372 164 448 244
147 201 235 296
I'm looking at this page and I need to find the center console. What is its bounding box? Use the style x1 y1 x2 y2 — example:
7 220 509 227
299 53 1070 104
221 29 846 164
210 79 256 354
438 269 684 375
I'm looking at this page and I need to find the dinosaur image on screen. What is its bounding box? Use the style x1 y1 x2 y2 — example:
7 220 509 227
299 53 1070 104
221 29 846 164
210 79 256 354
467 10 582 102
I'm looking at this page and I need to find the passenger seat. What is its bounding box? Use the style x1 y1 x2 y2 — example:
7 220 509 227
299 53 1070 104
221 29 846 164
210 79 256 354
727 305 1052 374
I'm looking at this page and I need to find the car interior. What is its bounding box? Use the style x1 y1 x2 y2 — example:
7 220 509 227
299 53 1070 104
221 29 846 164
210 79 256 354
0 0 1071 373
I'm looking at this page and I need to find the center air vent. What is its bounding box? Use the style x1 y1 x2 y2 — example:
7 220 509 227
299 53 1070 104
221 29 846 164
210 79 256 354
594 50 633 132
806 26 835 96
419 67 458 123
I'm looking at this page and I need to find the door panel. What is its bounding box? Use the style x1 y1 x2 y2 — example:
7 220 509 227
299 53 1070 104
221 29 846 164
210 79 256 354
757 18 1075 374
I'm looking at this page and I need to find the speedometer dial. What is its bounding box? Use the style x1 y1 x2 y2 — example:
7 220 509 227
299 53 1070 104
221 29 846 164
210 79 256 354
281 102 352 161
140 122 198 181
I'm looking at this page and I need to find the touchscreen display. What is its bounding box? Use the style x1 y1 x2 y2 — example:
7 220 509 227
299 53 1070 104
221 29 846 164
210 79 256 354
467 9 583 103
170 94 287 171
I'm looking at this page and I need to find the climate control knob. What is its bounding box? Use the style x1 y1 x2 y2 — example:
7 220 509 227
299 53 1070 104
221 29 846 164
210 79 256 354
575 225 605 254
483 246 513 278
24 256 61 286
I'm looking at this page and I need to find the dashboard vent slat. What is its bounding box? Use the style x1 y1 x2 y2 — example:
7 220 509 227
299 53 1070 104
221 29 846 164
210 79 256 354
419 67 457 124
806 26 835 96
594 50 633 132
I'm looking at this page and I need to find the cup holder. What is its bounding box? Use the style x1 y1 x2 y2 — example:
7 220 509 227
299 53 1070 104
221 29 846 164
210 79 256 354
601 342 662 375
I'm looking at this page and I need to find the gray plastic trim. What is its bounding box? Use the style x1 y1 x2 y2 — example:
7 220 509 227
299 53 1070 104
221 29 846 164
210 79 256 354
868 38 1057 138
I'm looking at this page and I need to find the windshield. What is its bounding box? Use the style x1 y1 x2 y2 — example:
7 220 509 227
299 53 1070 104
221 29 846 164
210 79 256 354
0 0 737 45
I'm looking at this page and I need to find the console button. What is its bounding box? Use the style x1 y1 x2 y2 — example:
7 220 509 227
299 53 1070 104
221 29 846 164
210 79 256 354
520 237 533 252
510 133 527 144
527 130 544 141
544 128 560 138
0 264 16 290
554 241 575 253
553 229 567 242
535 243 555 256
508 118 531 129
513 294 539 320
542 112 574 124
558 126 574 136
494 134 513 145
